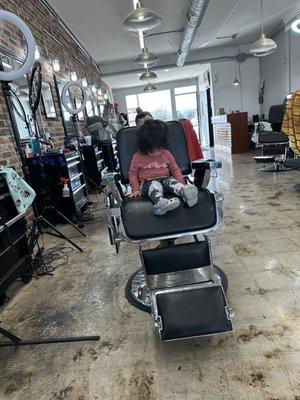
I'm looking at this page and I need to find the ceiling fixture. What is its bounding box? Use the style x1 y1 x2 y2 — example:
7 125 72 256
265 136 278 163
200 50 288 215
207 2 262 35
143 82 157 92
122 1 161 37
250 0 277 57
217 33 239 40
135 48 159 67
140 68 157 81
291 18 300 33
233 52 240 86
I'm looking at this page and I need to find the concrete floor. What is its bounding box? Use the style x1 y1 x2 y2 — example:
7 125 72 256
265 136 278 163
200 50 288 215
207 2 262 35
0 151 299 400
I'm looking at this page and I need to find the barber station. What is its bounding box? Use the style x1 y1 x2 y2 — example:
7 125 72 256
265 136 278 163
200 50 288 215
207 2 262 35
0 1 299 399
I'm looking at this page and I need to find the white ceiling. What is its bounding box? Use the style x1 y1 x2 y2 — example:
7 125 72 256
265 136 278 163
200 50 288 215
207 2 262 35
48 0 300 88
104 63 209 89
48 0 299 63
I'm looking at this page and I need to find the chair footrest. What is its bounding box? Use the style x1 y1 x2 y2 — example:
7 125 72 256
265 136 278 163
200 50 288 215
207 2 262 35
154 283 233 341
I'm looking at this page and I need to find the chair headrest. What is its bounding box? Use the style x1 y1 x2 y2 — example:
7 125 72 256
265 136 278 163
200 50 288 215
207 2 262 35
117 120 191 184
269 105 285 123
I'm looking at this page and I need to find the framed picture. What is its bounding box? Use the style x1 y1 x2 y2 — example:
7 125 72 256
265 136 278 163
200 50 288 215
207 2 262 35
41 81 57 118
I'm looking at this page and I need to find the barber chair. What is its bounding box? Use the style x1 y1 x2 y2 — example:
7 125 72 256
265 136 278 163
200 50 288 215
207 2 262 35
254 105 290 172
283 158 300 191
104 121 233 341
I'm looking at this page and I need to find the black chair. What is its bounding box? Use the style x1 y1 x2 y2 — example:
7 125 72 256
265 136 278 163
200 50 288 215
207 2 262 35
254 104 290 171
104 121 233 341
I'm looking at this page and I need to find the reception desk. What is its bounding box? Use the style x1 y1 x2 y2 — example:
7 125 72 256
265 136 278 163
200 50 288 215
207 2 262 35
211 112 249 154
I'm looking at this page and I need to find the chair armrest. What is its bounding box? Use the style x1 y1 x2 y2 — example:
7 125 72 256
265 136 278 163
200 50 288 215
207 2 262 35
192 159 222 170
102 171 124 206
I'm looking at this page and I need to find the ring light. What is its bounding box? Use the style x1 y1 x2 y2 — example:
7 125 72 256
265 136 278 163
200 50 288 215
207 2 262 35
29 61 42 114
0 11 36 82
61 81 87 115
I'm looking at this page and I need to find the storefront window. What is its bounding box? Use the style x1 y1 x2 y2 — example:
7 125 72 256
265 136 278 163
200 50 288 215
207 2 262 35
174 85 199 137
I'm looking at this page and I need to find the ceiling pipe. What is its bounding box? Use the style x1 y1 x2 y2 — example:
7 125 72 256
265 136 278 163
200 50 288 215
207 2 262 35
177 0 210 67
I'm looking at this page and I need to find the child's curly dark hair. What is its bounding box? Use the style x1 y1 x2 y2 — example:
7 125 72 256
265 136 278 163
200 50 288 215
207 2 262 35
136 119 169 154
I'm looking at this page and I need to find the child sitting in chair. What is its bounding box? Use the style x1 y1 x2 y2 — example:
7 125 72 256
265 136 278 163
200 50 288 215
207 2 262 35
129 119 198 216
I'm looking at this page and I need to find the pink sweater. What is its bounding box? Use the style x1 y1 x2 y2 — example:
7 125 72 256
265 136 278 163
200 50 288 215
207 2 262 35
129 149 185 192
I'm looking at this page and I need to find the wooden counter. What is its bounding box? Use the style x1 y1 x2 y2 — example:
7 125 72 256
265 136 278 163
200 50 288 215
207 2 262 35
211 112 249 154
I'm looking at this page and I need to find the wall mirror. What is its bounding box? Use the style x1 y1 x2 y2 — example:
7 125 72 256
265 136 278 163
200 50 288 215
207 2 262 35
41 81 56 118
54 74 77 135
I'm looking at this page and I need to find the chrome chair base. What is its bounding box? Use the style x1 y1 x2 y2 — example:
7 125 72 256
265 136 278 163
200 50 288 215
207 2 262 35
125 265 228 313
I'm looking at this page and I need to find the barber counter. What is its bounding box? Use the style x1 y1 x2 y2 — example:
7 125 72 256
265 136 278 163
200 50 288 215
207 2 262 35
211 112 249 154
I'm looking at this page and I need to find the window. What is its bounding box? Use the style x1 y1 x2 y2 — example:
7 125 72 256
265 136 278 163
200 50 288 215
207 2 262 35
174 85 199 137
126 90 173 126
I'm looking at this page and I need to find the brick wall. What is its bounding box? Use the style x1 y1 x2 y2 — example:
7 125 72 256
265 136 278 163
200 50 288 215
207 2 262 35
0 0 107 170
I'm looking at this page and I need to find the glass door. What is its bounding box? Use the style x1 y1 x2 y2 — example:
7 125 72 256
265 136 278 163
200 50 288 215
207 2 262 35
174 85 199 137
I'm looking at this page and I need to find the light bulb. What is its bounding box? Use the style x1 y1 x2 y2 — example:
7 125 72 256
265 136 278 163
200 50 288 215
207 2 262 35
92 85 97 93
52 58 60 72
35 46 40 60
81 77 88 87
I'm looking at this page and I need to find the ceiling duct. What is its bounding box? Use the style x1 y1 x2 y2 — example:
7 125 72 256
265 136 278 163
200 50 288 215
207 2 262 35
177 0 210 67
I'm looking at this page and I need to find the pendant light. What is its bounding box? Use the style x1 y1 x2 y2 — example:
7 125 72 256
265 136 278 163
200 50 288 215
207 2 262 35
135 48 159 67
143 82 157 92
140 68 157 81
250 0 277 57
233 52 240 86
122 1 161 37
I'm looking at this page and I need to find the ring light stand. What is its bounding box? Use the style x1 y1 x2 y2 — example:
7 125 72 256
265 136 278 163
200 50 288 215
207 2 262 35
61 81 98 193
61 82 105 192
0 11 100 347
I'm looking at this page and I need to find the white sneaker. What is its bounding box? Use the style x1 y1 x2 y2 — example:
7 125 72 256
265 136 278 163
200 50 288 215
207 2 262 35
180 185 198 207
153 197 180 216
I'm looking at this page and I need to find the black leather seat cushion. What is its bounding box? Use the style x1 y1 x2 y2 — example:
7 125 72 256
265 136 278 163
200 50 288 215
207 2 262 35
284 158 300 169
157 285 233 341
121 189 217 240
259 131 289 144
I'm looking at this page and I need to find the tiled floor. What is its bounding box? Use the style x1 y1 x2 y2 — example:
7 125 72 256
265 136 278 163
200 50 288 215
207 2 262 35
0 151 299 400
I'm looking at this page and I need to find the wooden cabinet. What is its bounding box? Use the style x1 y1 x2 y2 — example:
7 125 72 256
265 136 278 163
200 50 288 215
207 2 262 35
211 112 249 154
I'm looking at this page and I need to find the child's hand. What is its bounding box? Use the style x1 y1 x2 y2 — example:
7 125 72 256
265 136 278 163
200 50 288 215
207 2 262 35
129 190 141 198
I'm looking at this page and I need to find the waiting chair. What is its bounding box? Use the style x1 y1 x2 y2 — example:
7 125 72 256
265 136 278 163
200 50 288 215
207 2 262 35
254 104 290 172
104 121 233 341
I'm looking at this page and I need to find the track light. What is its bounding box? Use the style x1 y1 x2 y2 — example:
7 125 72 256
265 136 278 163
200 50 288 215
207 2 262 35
135 48 159 67
122 1 161 37
143 82 157 92
140 69 157 81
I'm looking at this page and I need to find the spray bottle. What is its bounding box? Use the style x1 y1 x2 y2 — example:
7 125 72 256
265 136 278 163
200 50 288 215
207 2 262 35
60 177 70 198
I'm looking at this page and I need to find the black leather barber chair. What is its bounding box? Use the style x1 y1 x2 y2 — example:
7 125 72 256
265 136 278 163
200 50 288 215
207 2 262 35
283 158 300 191
254 105 290 172
104 121 233 341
